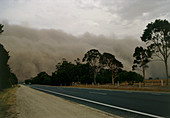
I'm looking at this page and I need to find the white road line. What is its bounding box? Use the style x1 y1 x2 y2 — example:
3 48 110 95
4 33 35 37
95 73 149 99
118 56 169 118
89 91 107 95
32 87 164 118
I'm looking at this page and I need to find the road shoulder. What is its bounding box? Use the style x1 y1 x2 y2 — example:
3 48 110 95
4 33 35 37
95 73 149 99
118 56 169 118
16 85 120 118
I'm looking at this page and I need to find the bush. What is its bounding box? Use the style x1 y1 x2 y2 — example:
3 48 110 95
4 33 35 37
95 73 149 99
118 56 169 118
115 71 144 85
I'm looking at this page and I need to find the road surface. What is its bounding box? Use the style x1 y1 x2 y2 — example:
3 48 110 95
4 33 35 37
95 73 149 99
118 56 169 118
29 85 170 118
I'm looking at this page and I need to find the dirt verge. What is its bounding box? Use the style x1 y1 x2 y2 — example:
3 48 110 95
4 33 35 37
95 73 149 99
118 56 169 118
16 85 120 118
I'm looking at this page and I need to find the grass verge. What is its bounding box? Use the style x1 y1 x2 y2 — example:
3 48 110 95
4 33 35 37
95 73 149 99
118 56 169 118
64 85 170 93
0 85 20 118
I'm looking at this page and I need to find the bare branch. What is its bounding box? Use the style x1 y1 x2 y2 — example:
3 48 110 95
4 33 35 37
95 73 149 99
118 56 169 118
152 52 164 61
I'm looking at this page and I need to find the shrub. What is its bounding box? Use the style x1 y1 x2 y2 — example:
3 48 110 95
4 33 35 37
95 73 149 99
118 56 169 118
115 71 144 85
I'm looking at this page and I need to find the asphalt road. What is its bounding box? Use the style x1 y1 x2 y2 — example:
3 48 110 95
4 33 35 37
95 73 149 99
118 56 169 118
28 85 170 118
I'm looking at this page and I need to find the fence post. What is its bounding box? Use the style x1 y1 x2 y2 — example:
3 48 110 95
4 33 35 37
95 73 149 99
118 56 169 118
139 82 141 88
161 80 163 86
117 81 119 87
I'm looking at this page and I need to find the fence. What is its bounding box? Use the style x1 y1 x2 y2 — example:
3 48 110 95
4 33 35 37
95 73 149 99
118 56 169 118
72 79 170 88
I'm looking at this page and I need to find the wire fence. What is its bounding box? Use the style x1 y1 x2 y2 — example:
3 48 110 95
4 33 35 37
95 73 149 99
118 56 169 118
72 79 170 89
117 79 169 87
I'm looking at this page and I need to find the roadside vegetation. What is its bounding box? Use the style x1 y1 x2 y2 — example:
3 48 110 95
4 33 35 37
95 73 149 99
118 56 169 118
0 85 19 118
25 19 170 87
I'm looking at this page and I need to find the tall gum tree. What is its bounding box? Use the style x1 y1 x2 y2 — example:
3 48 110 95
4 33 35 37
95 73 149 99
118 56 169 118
100 52 123 85
132 46 152 85
141 19 170 85
82 49 101 84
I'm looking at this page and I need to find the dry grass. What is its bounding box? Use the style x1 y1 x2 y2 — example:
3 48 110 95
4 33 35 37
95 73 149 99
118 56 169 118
67 84 170 93
0 85 19 118
116 79 168 86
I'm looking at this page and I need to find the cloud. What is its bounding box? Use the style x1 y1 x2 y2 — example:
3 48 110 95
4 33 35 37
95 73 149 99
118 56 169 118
0 0 169 39
0 23 169 82
99 0 170 20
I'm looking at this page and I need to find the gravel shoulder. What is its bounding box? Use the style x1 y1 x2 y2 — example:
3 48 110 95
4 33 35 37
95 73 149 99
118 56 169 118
16 85 120 118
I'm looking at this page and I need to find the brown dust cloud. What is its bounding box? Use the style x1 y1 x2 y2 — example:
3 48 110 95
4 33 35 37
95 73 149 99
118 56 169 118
0 23 169 82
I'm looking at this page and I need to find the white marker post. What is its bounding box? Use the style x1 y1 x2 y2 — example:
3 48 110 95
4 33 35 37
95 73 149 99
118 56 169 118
139 82 141 88
117 81 119 87
161 80 163 86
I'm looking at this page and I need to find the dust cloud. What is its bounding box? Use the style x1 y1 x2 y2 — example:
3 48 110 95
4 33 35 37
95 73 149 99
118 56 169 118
0 23 169 81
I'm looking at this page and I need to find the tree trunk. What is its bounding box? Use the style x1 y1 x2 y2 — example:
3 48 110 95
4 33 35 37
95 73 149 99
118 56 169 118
112 70 114 85
165 60 169 85
94 71 97 85
142 66 145 86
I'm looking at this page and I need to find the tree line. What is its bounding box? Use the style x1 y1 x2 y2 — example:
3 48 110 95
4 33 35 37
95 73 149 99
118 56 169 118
25 49 144 86
0 24 18 90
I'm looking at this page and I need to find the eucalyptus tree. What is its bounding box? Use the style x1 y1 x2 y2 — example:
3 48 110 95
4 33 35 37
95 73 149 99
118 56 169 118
141 19 170 85
100 52 123 85
82 49 101 84
132 46 152 85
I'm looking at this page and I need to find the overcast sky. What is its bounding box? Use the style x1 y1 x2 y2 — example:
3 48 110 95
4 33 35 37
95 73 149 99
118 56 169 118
0 0 170 38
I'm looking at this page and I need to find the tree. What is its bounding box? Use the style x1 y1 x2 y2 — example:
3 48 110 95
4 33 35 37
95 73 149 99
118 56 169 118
10 73 18 85
132 46 152 85
82 49 101 84
76 63 93 84
0 44 11 89
30 72 51 85
0 24 12 89
141 19 170 85
0 24 18 89
73 59 92 84
37 72 51 85
52 60 75 86
100 52 123 85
